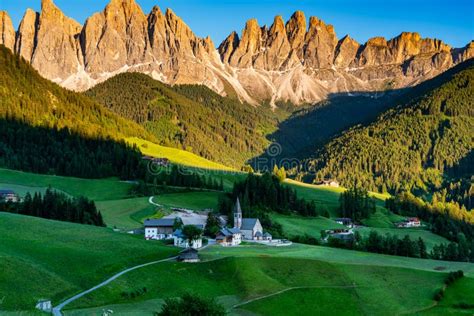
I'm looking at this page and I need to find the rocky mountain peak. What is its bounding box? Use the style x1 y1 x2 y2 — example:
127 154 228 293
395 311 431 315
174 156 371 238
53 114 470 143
0 11 15 51
4 4 473 106
334 35 360 68
30 0 83 80
270 15 286 34
218 31 240 63
304 16 338 68
286 11 307 51
226 18 261 67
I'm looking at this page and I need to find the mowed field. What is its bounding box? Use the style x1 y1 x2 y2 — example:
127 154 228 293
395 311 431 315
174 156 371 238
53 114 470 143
0 212 178 311
65 243 474 316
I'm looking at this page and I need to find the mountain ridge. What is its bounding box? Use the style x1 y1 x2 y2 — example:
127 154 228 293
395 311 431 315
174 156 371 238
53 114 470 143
0 0 473 105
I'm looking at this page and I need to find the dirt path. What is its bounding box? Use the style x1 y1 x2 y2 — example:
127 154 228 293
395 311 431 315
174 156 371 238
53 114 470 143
148 196 162 207
51 256 176 316
231 284 359 310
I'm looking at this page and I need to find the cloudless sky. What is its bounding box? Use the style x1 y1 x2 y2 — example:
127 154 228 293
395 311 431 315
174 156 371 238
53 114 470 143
1 0 473 47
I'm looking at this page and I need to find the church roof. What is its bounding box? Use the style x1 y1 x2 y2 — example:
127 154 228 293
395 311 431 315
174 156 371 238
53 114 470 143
144 218 175 227
241 218 259 231
218 227 241 237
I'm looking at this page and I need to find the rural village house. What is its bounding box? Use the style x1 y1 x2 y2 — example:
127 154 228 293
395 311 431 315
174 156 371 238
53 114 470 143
396 217 421 228
0 189 19 203
177 248 200 263
334 218 353 228
144 218 177 240
315 179 340 188
216 227 242 246
173 225 204 249
324 229 354 242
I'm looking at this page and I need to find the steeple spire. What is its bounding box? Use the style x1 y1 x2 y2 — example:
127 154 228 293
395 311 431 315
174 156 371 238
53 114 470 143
233 198 242 229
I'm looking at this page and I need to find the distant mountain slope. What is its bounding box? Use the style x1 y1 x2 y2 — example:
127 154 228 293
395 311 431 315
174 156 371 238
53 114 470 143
297 59 474 194
85 72 279 168
0 45 153 141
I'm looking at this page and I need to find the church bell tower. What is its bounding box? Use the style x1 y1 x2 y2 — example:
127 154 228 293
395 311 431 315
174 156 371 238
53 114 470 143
234 198 242 229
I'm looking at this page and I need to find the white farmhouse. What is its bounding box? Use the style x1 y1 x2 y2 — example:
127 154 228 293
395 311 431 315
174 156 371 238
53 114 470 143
173 226 203 249
144 218 176 240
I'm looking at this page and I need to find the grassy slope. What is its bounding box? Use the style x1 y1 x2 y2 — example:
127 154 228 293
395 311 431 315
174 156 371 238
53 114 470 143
96 197 155 230
67 254 453 316
0 213 178 311
271 214 346 238
0 183 68 197
355 227 450 251
98 191 223 230
0 169 133 201
284 178 390 216
153 191 222 211
421 277 474 315
127 137 234 171
200 244 474 276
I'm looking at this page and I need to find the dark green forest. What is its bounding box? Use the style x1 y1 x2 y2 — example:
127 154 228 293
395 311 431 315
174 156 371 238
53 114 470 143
86 73 280 168
0 119 144 179
296 60 474 202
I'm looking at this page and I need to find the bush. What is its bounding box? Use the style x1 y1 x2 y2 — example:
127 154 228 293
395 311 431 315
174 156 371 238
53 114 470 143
433 288 445 301
156 292 225 316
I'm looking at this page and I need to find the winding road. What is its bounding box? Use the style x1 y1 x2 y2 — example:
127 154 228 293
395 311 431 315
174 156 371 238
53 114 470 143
148 196 162 207
51 256 176 316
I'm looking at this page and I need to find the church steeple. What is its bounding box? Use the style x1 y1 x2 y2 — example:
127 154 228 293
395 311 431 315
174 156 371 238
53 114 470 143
234 198 242 229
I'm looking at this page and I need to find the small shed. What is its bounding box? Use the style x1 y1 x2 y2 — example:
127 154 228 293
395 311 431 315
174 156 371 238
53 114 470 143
35 299 52 312
177 248 200 263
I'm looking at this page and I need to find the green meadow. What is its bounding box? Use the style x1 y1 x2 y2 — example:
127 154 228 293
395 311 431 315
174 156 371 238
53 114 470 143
0 212 178 311
355 227 450 251
271 213 346 238
200 244 474 276
65 253 465 316
0 169 133 201
153 191 222 211
127 137 235 171
96 197 156 230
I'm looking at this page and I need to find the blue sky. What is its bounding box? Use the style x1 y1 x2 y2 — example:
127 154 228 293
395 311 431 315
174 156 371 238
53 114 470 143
2 0 473 47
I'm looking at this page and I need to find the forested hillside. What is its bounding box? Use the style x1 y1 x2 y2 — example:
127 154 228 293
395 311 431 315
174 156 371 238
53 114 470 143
86 73 280 168
0 45 147 178
297 60 474 200
0 46 153 141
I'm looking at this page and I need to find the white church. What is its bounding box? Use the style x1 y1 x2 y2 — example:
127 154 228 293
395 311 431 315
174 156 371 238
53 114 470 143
233 198 271 241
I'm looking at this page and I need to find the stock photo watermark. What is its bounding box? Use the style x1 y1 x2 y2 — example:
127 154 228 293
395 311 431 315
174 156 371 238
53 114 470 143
145 142 317 176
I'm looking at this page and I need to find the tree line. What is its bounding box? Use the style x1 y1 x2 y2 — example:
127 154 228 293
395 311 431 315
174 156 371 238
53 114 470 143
386 192 474 262
0 119 145 179
339 187 376 222
0 188 104 226
219 172 317 218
